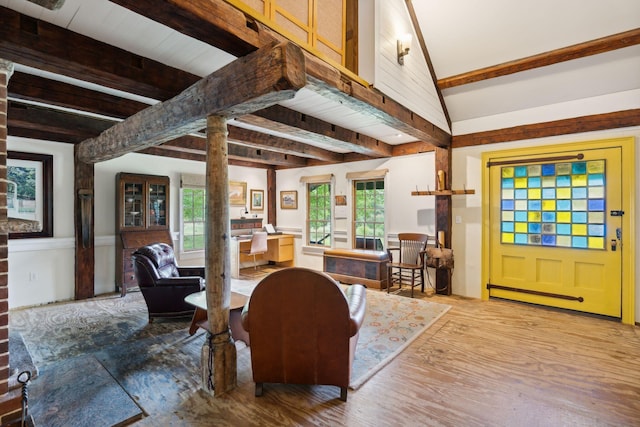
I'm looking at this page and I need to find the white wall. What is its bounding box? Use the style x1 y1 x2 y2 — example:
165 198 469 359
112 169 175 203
367 0 450 133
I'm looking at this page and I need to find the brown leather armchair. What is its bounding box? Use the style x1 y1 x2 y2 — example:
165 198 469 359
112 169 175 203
132 243 205 322
241 267 367 401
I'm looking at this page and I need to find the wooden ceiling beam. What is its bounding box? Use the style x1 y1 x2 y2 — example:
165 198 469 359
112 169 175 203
8 71 150 119
155 138 307 167
0 6 199 100
452 109 640 148
7 102 113 143
76 42 307 163
439 28 640 89
228 125 344 162
239 105 392 157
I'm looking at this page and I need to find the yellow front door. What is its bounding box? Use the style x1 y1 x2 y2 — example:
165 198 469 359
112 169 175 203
483 139 632 318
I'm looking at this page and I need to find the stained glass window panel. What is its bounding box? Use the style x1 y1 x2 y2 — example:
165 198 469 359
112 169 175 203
500 160 606 249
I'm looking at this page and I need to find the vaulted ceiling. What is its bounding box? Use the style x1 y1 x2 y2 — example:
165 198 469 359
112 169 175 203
1 0 639 168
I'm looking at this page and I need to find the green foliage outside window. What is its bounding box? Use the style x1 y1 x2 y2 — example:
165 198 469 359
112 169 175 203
182 188 206 251
308 182 331 246
354 179 384 249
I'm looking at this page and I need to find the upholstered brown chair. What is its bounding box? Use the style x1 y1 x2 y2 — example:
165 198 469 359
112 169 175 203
132 243 205 322
241 267 367 402
387 233 430 297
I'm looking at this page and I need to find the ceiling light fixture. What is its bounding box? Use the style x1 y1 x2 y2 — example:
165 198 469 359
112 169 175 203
397 33 412 65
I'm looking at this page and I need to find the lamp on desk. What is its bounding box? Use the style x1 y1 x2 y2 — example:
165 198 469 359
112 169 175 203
240 206 248 218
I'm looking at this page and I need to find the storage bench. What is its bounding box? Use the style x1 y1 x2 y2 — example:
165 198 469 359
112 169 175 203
323 248 389 289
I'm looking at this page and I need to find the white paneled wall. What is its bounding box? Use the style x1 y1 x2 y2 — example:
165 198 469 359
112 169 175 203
364 0 449 133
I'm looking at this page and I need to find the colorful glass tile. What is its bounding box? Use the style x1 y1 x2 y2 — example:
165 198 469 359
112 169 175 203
572 236 587 248
514 166 527 177
572 187 587 199
541 164 556 176
588 187 604 199
528 188 541 199
515 234 528 244
515 177 528 188
542 200 556 211
572 200 587 211
572 174 587 186
542 188 556 199
587 160 604 174
572 224 587 236
528 177 541 187
588 237 604 249
572 212 587 223
515 200 528 210
528 165 541 176
572 162 587 174
500 159 605 249
588 199 605 211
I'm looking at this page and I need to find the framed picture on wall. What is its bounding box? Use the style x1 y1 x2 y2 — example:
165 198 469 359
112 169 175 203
7 151 54 239
250 189 264 211
229 181 247 206
280 190 298 209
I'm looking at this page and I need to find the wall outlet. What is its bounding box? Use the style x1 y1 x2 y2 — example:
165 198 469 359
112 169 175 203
455 215 462 224
28 272 37 282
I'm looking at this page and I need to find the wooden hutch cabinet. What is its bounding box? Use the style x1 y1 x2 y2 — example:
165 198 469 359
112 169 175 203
115 172 172 296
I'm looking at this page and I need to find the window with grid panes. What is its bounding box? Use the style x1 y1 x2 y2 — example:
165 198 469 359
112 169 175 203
307 182 332 247
353 179 385 250
181 187 206 251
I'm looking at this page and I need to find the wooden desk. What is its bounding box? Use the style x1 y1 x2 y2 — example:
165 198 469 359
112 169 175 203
184 291 250 345
230 234 294 278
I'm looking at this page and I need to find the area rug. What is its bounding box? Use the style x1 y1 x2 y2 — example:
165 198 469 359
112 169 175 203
9 279 450 418
347 290 450 389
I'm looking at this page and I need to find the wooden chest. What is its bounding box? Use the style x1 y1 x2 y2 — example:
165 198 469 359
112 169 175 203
323 249 389 289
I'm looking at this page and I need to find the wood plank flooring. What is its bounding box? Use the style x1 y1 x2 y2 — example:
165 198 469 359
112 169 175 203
134 287 640 426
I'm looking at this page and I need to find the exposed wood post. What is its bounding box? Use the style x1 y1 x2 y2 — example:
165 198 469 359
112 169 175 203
435 147 452 295
74 146 94 300
202 115 236 396
267 167 276 226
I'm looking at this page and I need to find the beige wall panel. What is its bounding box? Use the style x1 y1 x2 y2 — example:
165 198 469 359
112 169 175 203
243 0 266 14
276 0 310 25
276 11 310 43
317 41 343 64
316 0 344 49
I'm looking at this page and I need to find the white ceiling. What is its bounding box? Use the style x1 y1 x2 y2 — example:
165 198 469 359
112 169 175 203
2 0 639 143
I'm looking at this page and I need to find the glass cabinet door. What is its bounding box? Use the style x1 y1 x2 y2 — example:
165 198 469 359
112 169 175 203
123 182 145 228
148 182 167 227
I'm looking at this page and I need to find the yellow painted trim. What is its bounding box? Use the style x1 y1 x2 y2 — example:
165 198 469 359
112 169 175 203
481 137 636 324
225 0 367 85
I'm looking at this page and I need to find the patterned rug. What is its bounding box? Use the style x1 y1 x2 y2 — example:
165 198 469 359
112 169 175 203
9 279 450 420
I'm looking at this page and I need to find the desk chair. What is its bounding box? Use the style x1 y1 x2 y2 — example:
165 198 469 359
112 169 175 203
241 231 268 269
386 233 430 297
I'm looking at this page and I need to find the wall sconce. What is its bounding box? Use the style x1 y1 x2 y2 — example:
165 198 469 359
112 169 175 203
397 33 412 65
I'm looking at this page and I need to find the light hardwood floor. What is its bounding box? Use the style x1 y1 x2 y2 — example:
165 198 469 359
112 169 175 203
135 286 640 426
